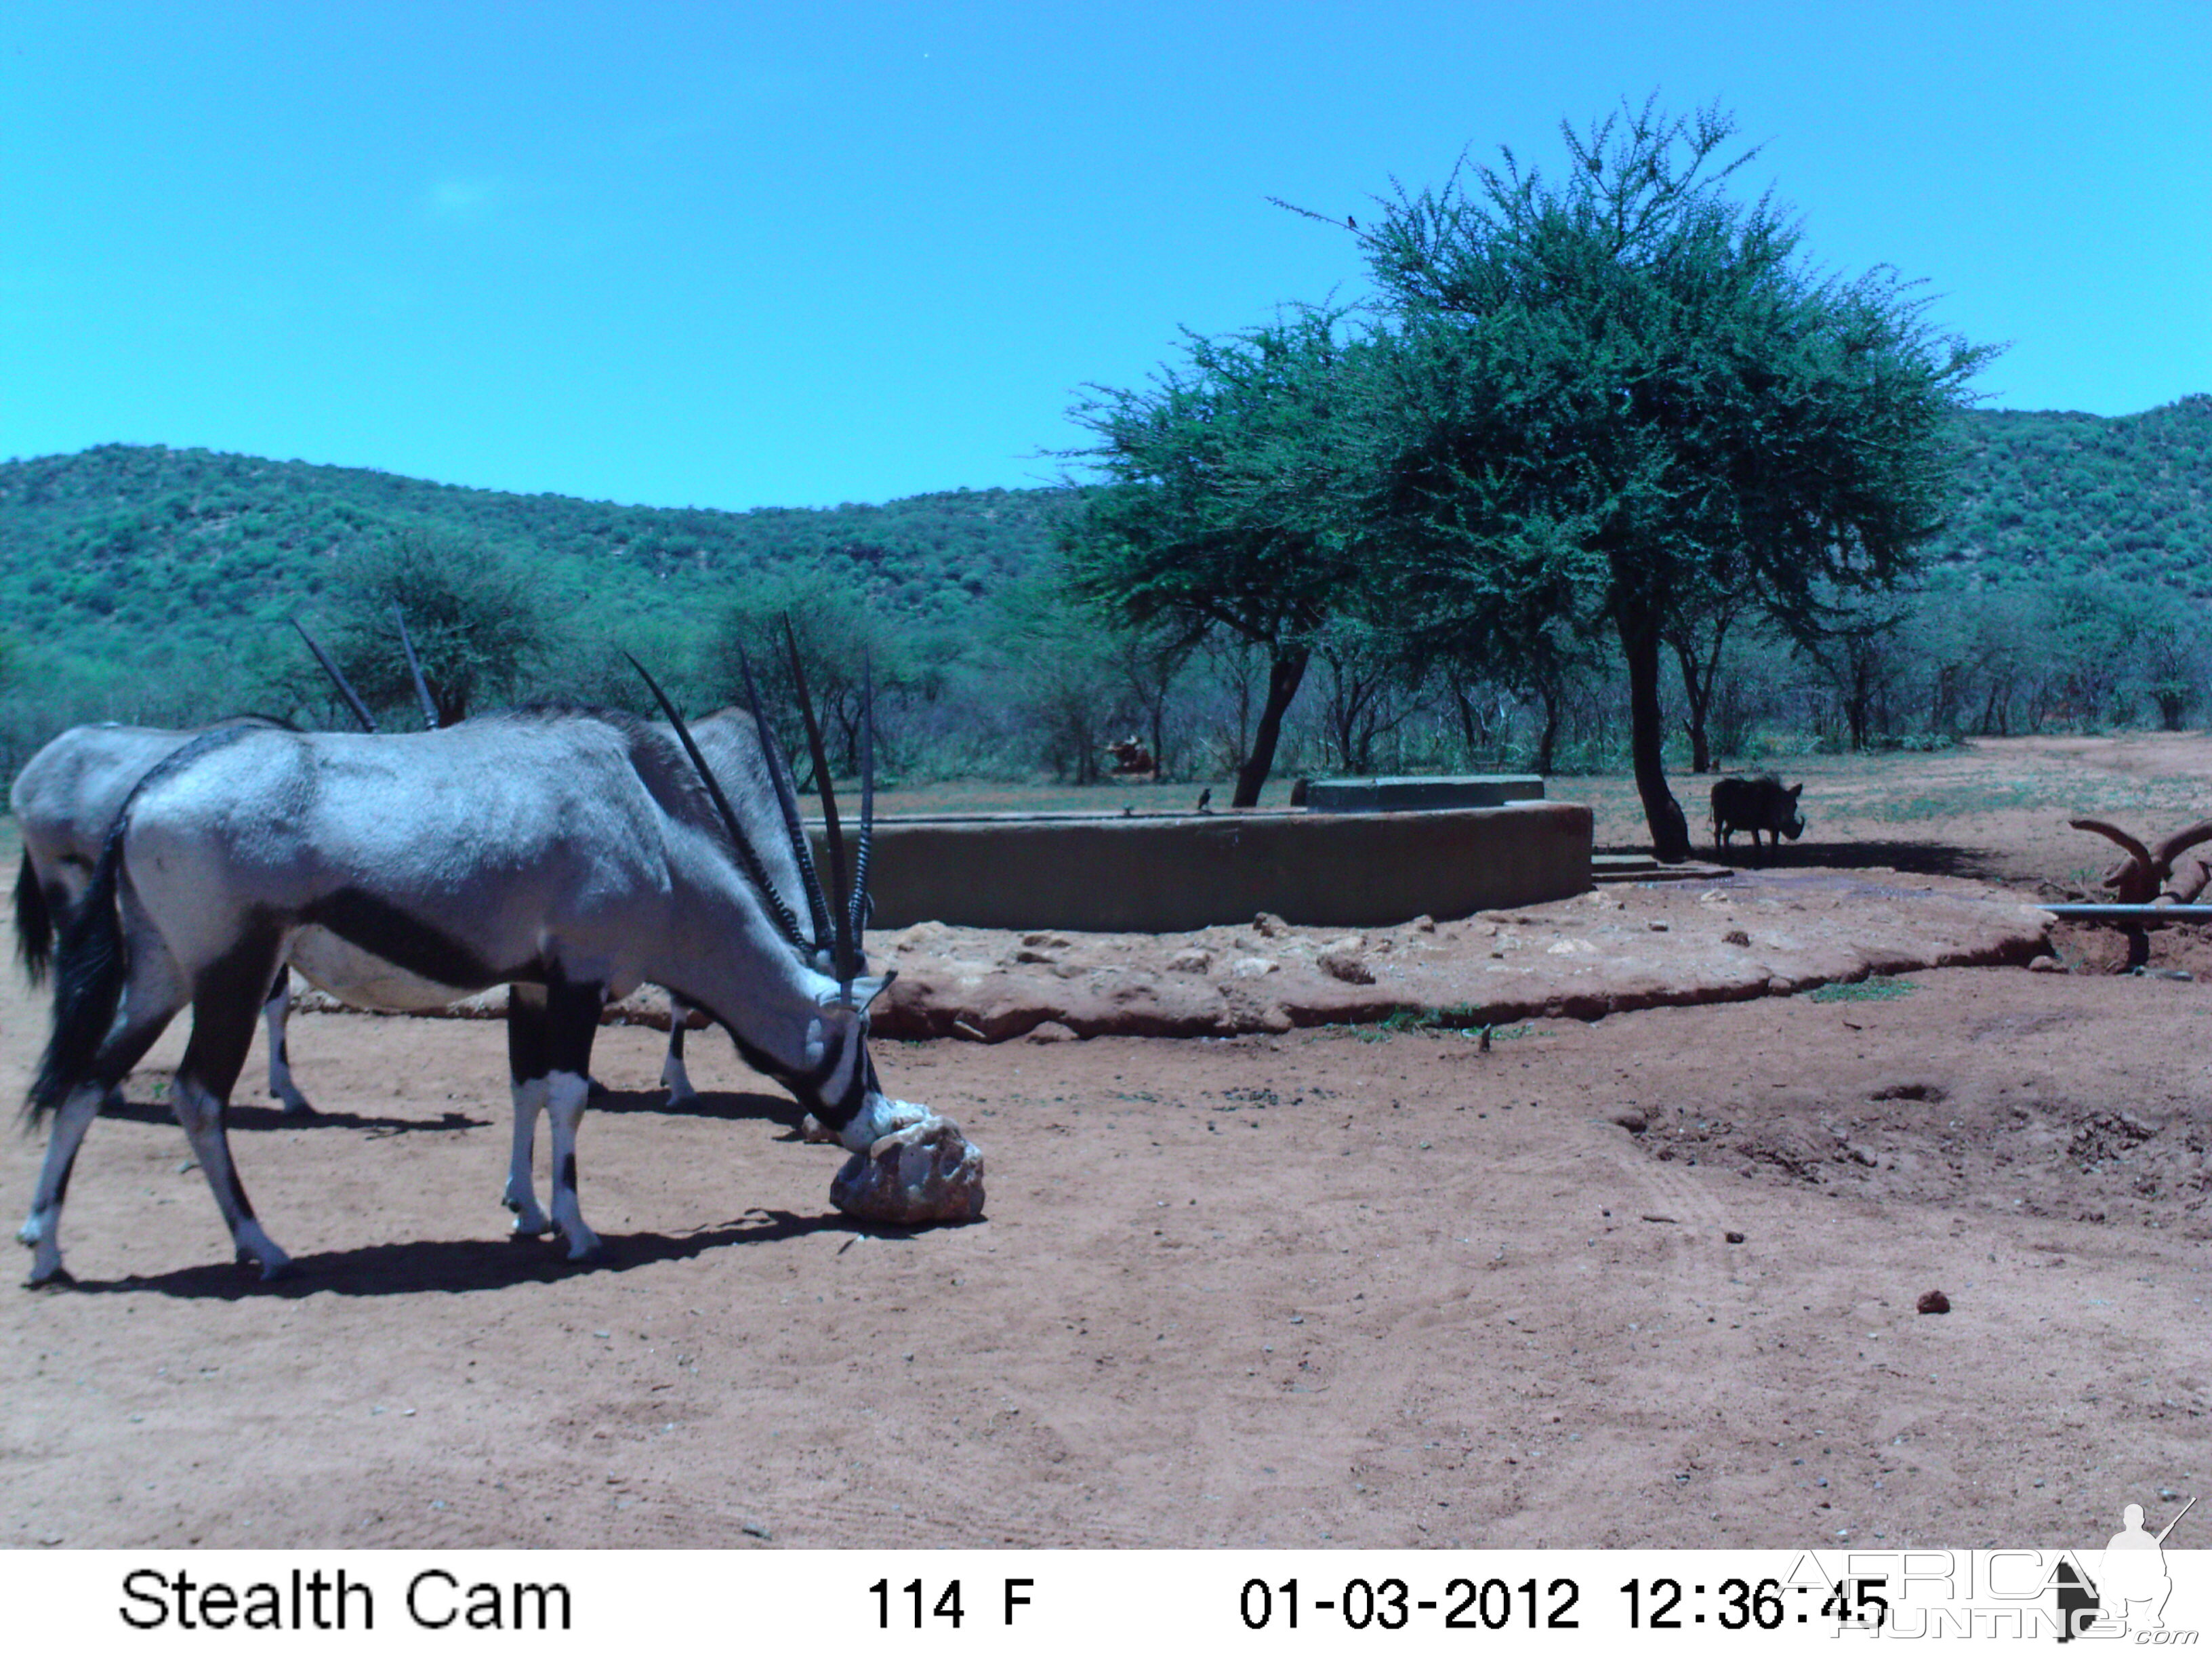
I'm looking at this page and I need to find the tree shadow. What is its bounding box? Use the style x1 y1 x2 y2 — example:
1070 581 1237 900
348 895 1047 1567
51 1206 943 1300
1696 839 2015 886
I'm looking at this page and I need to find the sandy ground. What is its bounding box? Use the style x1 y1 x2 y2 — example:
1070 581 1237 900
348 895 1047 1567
4 735 2210 1550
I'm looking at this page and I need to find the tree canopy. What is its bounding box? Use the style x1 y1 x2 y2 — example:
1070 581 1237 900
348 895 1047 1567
323 530 555 725
1356 97 1996 856
1059 308 1375 804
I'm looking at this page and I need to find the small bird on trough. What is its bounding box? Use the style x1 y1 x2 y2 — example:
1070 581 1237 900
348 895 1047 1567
1195 787 1212 814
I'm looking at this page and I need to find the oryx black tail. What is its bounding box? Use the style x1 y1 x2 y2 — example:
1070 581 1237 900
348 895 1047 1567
13 848 54 986
26 830 127 1124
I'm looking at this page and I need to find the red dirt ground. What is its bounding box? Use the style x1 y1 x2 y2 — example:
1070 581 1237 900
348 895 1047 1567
3 735 2208 1550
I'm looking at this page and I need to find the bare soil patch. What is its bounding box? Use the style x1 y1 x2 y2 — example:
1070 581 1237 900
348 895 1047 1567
4 735 2210 1551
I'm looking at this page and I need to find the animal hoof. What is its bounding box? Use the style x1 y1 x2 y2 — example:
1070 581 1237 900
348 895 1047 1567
24 1263 75 1290
279 1099 319 1118
238 1247 293 1281
560 1232 606 1263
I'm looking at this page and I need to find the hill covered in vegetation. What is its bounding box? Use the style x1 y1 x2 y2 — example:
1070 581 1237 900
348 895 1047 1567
1 395 2206 778
6 398 2207 665
1930 394 2212 592
0 443 1068 682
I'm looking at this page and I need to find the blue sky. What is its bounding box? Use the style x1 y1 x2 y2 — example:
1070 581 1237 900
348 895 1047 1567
5 2 2206 512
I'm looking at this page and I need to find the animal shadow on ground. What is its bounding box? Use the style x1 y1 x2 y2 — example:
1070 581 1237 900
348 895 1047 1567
96 1097 489 1136
1710 838 2007 884
54 1208 873 1300
588 1085 806 1132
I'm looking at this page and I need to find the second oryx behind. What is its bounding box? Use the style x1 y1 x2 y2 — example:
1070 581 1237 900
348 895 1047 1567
21 680 924 1284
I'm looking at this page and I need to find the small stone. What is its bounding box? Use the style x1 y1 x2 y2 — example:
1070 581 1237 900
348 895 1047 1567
1024 1021 1077 1044
798 1113 839 1144
1723 929 1751 947
1410 914 1436 933
2028 955 2065 973
1725 1231 1746 1244
1013 947 1056 965
1648 920 1669 932
1253 912 1290 937
1317 942 1375 984
1231 957 1278 979
831 1116 986 1225
1166 947 1213 975
1612 1110 1649 1133
1917 1290 1951 1315
1021 931 1070 949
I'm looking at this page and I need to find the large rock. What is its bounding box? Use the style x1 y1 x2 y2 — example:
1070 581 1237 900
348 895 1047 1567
831 1117 987 1225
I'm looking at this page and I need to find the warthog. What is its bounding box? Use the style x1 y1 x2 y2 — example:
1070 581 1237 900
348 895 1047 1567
1711 775 1805 857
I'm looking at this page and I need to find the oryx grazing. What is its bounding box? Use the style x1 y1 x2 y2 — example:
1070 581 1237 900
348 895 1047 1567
20 667 922 1285
12 709 787 1115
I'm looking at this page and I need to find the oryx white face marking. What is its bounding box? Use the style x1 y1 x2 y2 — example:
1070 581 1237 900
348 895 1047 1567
840 1094 933 1153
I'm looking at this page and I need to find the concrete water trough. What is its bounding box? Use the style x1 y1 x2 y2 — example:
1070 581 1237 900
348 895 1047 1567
1303 774 1546 812
809 790 1591 934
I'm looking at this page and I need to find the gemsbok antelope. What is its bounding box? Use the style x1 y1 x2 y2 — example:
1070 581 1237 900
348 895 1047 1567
19 663 919 1284
12 710 792 1115
11 619 785 1114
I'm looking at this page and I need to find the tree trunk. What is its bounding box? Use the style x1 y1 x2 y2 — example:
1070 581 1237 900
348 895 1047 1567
1232 651 1309 808
1534 682 1562 777
1452 682 1483 760
1618 606 1692 861
1669 627 1727 775
1673 641 1713 773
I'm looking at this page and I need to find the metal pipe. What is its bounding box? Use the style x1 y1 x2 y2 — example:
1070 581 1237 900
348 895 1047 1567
2039 904 2212 922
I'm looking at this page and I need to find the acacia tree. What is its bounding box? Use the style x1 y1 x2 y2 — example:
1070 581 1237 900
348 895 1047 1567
704 563 931 782
1061 310 1375 806
1356 98 1994 857
327 529 553 724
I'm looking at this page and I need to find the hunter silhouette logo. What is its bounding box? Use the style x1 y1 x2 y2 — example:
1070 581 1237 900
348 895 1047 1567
2062 1495 2196 1641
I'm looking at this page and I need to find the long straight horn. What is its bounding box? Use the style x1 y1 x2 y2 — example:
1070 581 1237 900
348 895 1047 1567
848 660 874 947
292 619 380 733
391 603 439 731
783 616 853 985
734 644 833 957
626 653 811 952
